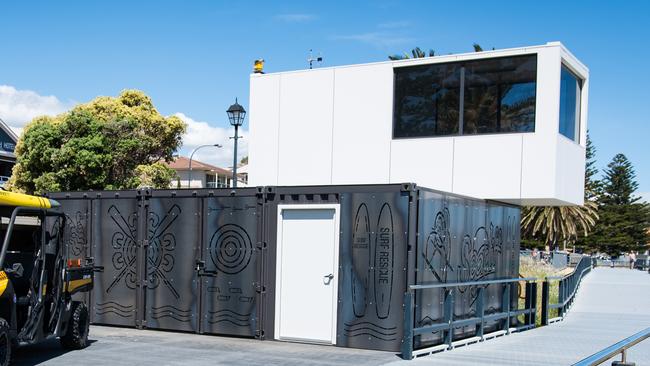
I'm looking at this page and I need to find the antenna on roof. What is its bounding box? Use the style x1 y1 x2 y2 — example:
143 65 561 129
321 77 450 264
307 49 323 69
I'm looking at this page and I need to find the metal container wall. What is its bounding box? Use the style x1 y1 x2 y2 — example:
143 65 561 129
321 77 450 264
414 189 520 348
92 195 141 327
200 195 260 337
145 197 200 332
48 184 520 353
336 190 409 352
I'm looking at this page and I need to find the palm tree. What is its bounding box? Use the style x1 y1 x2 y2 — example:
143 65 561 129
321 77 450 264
389 43 490 60
388 47 435 60
521 199 599 251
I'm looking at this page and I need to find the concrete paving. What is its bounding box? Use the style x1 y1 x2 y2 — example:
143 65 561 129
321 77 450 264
11 267 650 365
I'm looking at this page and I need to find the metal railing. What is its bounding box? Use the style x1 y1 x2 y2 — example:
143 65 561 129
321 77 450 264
401 276 539 359
402 255 594 360
542 256 592 325
571 327 650 366
594 259 630 268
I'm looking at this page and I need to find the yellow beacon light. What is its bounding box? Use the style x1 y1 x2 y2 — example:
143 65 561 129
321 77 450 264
253 59 265 74
0 190 60 209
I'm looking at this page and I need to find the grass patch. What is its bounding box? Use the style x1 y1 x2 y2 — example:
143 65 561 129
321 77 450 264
517 256 569 327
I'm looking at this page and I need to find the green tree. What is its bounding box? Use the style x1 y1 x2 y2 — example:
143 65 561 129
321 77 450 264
129 162 178 188
8 90 186 193
584 133 601 200
589 154 650 255
521 202 599 251
388 47 435 60
574 133 602 252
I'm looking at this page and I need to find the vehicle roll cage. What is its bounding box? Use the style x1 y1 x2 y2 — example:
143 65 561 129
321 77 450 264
0 207 65 269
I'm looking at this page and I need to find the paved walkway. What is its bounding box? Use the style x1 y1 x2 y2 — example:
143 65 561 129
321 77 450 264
12 268 650 365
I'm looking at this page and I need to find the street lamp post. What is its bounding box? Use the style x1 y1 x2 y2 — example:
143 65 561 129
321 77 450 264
227 98 246 188
188 144 222 188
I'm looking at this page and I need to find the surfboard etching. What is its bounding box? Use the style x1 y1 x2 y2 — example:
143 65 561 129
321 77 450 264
374 202 394 320
351 203 371 318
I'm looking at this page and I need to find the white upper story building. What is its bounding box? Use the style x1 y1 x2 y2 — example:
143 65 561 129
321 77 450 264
248 42 588 206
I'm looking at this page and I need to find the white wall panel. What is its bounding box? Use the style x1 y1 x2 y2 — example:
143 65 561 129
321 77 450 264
452 135 522 199
331 65 393 184
248 74 281 185
535 47 562 137
277 70 335 185
520 133 557 201
555 136 586 205
389 138 454 192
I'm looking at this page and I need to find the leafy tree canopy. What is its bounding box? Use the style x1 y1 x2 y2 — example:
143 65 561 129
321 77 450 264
8 90 186 193
588 153 650 254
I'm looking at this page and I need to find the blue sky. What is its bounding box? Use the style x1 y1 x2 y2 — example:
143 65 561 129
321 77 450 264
0 0 648 200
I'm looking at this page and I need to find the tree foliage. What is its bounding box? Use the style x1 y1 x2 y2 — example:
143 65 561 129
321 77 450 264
521 202 599 250
588 153 650 255
388 47 435 60
8 90 185 193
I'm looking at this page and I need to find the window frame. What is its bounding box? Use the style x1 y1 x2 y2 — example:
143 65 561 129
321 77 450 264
392 53 538 140
558 62 583 144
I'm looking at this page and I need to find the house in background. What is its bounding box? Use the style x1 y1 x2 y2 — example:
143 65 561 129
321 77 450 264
165 156 235 188
0 118 18 187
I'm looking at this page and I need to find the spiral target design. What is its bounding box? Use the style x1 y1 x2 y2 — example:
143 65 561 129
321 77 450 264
209 224 253 275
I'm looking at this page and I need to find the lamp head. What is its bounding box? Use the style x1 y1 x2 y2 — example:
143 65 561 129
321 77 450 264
227 98 246 127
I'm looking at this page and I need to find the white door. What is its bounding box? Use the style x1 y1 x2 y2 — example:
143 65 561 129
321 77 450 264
275 205 340 344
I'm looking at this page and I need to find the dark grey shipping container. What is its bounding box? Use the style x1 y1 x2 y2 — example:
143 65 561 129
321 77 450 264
47 184 520 353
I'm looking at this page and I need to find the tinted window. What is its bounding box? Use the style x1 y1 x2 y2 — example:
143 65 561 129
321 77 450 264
559 65 581 142
394 63 460 138
463 56 536 134
393 54 537 138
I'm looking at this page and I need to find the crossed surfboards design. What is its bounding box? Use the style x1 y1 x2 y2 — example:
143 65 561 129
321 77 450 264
345 202 398 342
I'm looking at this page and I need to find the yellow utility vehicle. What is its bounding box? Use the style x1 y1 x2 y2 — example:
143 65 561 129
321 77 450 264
0 191 93 365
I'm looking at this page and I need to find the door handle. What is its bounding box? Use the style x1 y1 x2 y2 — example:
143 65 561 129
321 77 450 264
323 273 334 285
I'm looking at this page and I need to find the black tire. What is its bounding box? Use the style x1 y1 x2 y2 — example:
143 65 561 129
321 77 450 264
0 318 11 366
60 302 89 350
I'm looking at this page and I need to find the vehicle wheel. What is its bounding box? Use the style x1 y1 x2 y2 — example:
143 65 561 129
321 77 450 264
0 318 11 366
60 302 89 350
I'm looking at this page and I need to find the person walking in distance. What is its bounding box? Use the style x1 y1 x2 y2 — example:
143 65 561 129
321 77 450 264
629 251 636 269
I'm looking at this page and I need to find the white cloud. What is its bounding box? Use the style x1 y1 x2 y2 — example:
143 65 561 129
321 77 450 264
275 13 315 23
377 21 412 29
0 85 71 134
175 113 248 169
334 32 414 48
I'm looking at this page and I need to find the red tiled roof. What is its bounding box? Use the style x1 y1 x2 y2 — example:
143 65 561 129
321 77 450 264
164 156 232 175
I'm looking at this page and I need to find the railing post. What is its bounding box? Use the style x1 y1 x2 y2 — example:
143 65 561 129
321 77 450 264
558 279 565 318
475 287 485 339
541 280 549 326
502 283 511 333
401 291 414 360
524 281 533 326
444 288 455 349
531 281 538 327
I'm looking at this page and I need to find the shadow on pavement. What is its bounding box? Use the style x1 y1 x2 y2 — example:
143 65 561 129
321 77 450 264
12 339 97 365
